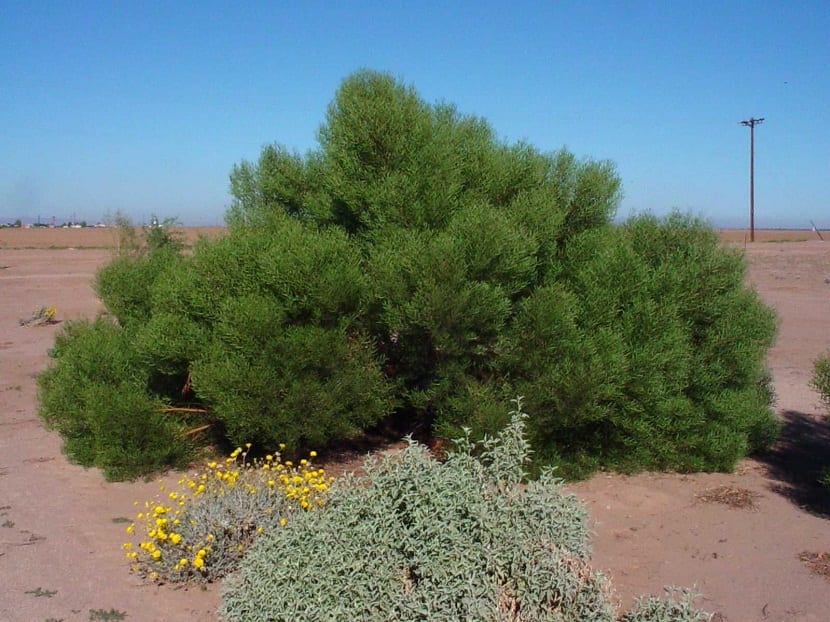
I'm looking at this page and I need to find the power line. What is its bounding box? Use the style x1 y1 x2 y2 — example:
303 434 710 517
740 117 764 242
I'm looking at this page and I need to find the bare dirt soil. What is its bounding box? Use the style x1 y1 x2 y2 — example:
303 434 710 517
0 226 225 250
1 229 828 621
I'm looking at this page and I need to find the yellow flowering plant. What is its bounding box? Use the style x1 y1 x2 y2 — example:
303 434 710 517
123 444 330 582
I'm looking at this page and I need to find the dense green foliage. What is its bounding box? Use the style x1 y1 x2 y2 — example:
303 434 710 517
812 353 830 487
812 352 830 412
38 69 777 480
492 215 778 475
221 404 711 621
37 317 194 480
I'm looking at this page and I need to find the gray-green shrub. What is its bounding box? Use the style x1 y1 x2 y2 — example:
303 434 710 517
220 402 710 621
621 588 712 622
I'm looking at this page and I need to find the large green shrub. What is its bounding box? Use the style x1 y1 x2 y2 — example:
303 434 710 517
486 214 778 477
39 69 777 480
150 220 394 451
220 403 710 621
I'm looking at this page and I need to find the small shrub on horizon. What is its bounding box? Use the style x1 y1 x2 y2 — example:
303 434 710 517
124 444 330 583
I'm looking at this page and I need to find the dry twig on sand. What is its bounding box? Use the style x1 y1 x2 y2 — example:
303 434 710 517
696 485 761 509
799 551 830 579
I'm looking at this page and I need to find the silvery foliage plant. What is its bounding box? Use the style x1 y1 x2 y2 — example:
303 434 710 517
221 399 710 622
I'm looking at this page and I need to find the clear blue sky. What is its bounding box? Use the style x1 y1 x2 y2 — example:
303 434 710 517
2 1 828 227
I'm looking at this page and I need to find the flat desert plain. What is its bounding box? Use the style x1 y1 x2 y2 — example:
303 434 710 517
1 228 829 621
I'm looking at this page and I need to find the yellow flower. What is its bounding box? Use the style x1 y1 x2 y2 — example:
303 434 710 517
125 523 134 534
152 550 161 560
193 556 204 569
309 451 317 458
169 533 182 544
279 517 288 526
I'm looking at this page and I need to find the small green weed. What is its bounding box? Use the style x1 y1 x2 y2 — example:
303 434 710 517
88 609 126 621
1 520 14 528
25 587 57 598
111 517 131 524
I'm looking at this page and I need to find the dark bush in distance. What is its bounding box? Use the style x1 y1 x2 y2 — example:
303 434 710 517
38 69 778 479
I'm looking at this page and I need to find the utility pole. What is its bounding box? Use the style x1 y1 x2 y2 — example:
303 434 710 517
740 117 764 242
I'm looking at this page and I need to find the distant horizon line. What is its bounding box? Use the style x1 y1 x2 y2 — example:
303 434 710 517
1 217 825 233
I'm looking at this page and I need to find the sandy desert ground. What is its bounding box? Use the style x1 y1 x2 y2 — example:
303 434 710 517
0 228 828 621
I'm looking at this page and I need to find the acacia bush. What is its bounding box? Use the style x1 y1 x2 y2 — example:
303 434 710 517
38 69 777 479
37 317 194 480
486 214 778 476
220 403 711 621
38 223 199 480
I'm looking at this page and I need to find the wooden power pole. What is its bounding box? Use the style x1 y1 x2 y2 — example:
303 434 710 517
740 117 764 242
